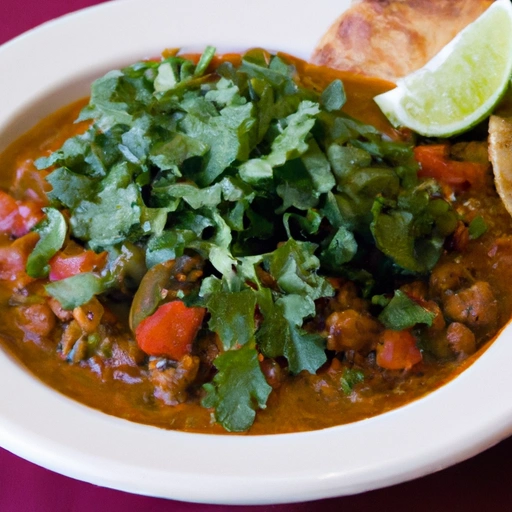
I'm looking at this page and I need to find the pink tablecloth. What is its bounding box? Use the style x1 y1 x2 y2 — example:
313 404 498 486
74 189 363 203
1 1 511 510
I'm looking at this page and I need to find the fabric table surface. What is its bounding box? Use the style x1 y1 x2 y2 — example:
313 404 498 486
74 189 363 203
0 1 511 510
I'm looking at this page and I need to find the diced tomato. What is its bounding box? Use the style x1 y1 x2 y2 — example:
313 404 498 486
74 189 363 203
0 191 19 232
13 157 51 204
16 201 44 235
0 190 43 237
376 329 422 370
0 232 39 286
414 145 488 189
135 300 206 360
49 249 108 281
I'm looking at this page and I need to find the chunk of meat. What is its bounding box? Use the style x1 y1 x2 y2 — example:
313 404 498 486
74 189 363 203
446 322 476 358
420 300 446 332
443 281 498 329
448 221 470 253
192 331 221 385
399 281 428 301
312 0 492 82
149 355 200 405
16 303 56 340
77 329 146 377
48 297 73 322
429 262 472 297
326 309 381 352
333 281 367 311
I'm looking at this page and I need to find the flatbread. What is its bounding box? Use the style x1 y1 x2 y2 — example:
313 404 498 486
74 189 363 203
312 0 494 82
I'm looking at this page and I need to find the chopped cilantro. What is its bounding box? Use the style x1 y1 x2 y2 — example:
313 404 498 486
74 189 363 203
29 48 465 431
45 273 110 310
257 293 327 374
206 288 257 350
202 344 272 432
378 290 435 331
340 368 365 395
320 79 346 112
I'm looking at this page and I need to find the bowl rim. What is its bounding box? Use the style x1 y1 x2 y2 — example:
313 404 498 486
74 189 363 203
1 0 512 505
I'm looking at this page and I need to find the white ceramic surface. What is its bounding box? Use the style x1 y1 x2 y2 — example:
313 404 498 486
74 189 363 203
1 0 512 505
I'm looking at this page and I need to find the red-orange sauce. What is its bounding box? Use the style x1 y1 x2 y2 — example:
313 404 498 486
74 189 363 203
0 54 511 434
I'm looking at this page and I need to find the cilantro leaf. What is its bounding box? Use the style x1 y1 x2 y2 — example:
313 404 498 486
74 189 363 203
267 101 319 167
257 293 327 374
340 368 364 394
320 79 346 112
371 182 452 274
160 182 222 209
302 139 336 194
371 207 422 272
206 288 257 349
145 230 196 269
77 70 134 130
283 209 322 239
35 131 96 173
70 180 141 250
149 132 208 170
181 102 254 186
320 225 358 270
45 273 109 310
202 344 272 432
154 62 178 93
264 239 333 300
378 289 435 330
46 168 96 208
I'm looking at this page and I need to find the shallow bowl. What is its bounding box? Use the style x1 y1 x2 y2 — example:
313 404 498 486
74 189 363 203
1 0 512 504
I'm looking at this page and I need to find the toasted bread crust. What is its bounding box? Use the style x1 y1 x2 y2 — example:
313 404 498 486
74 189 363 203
312 0 493 82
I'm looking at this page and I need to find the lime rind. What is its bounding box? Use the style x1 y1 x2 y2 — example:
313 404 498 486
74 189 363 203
374 0 512 137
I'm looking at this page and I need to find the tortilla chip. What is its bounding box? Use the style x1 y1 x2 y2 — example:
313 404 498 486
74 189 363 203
312 0 493 82
489 112 512 217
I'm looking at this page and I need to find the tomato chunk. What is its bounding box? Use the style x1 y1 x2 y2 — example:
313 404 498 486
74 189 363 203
376 329 422 370
0 232 39 286
135 301 206 360
49 249 108 281
0 190 43 237
414 145 488 189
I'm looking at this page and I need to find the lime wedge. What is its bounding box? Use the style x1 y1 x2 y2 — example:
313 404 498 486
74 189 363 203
374 0 512 137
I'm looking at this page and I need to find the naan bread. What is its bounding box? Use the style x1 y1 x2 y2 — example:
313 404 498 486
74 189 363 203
312 0 494 82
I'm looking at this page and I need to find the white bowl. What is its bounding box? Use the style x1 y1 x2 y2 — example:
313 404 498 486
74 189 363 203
1 0 512 505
